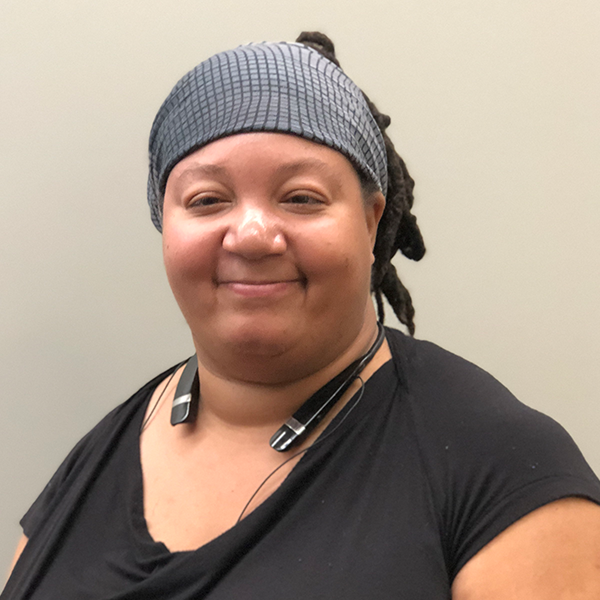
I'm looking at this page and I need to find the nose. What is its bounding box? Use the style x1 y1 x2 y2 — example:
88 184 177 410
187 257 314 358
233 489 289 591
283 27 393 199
222 206 286 259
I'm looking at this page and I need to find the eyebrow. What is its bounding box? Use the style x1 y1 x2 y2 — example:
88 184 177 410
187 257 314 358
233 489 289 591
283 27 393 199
176 164 229 182
175 158 346 191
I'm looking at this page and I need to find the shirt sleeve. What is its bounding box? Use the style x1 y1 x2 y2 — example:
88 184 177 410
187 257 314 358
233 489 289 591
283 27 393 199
20 426 98 538
19 366 176 539
445 405 600 579
400 335 600 581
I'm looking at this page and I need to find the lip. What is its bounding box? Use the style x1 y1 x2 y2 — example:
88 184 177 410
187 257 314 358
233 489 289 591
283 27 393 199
219 280 302 298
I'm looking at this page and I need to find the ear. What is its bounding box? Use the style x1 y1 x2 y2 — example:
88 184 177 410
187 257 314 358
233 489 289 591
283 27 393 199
364 191 386 248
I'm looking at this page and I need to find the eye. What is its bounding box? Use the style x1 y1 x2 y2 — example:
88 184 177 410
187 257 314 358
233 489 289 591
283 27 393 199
186 194 230 213
287 195 319 204
282 193 327 212
190 196 220 206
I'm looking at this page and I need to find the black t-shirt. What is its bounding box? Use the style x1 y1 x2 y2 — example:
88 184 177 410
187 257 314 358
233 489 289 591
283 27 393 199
4 328 600 599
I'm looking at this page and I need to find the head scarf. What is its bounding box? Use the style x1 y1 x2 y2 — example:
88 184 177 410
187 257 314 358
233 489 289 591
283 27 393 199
147 41 387 231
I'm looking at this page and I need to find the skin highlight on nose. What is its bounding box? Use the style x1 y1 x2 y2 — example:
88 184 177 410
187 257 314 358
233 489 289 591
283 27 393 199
222 207 286 259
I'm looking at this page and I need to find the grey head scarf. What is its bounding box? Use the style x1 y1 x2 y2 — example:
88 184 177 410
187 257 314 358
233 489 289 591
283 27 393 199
147 41 387 232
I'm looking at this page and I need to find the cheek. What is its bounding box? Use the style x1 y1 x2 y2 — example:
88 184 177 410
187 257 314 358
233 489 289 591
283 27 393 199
300 219 374 292
162 225 218 299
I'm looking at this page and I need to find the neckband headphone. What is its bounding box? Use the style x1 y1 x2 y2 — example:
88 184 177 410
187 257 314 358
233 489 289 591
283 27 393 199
170 323 386 452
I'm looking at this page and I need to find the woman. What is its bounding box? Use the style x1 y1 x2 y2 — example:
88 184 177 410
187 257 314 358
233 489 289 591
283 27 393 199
4 32 600 599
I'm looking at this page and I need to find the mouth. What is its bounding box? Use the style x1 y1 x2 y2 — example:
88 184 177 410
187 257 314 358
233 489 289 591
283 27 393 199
217 278 304 298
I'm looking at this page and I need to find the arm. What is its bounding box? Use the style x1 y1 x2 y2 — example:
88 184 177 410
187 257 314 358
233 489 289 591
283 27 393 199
452 498 600 599
5 534 28 583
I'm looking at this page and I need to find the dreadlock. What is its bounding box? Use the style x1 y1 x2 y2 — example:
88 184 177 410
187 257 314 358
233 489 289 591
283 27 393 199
297 32 426 335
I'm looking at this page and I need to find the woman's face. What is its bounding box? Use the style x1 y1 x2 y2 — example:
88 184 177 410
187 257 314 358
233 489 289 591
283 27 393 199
162 132 385 384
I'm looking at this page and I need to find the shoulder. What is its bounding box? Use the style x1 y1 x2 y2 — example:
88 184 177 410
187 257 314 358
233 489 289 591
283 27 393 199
385 327 579 456
21 365 177 538
384 327 600 577
51 365 175 470
386 326 518 406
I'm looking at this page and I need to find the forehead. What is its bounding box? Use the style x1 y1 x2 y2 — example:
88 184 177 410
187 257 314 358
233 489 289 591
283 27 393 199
168 132 362 189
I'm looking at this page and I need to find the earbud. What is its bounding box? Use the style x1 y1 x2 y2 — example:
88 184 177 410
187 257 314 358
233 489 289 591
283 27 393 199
269 323 385 452
170 354 199 425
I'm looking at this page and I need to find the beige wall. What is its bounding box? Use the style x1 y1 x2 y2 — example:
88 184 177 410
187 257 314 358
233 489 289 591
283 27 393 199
1 0 598 571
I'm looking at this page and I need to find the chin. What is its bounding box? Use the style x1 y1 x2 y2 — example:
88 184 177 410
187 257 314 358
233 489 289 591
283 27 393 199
194 316 326 385
227 331 291 359
204 316 297 359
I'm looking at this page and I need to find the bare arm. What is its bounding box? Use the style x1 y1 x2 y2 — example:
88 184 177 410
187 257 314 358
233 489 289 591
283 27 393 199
5 534 27 583
452 498 600 599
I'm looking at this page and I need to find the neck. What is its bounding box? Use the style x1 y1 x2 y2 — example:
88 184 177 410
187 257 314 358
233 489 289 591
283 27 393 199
198 328 377 428
194 319 386 432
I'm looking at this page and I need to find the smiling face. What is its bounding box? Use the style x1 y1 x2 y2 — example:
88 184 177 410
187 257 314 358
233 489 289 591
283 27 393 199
162 132 385 384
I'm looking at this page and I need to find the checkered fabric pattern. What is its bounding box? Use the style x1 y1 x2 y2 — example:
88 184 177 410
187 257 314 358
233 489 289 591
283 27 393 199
147 42 388 232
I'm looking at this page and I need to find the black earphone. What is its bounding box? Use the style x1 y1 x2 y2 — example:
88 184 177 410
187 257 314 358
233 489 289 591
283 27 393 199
170 323 385 451
269 323 385 451
170 354 199 426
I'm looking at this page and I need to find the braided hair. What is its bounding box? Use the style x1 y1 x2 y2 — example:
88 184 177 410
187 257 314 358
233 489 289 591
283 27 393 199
297 32 426 335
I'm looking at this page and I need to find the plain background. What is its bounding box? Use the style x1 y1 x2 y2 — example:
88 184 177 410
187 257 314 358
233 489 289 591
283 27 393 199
1 0 598 573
